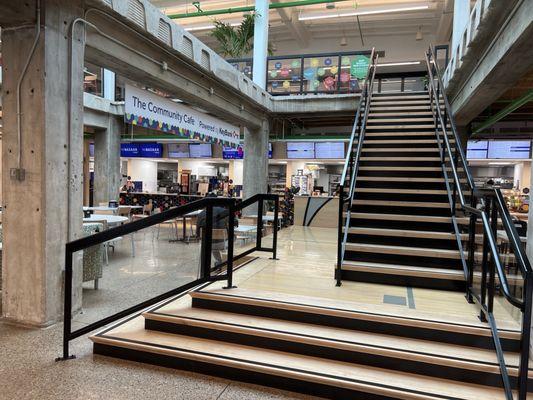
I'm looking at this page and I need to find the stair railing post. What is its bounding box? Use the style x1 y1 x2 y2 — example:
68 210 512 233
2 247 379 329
271 195 279 260
518 274 533 400
336 182 344 286
256 198 264 250
479 196 491 322
487 195 498 315
202 203 213 280
224 199 236 289
466 202 477 303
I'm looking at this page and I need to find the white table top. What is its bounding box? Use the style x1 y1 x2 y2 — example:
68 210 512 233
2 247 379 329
83 205 142 212
497 230 527 243
246 215 275 221
235 225 257 233
83 215 129 225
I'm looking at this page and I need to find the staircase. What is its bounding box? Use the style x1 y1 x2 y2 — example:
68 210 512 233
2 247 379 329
340 90 467 291
91 284 529 399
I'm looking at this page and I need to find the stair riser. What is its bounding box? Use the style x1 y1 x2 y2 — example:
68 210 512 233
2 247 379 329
347 234 459 250
341 269 465 292
358 170 444 178
363 142 440 148
360 161 442 167
351 204 451 216
344 251 463 270
357 181 447 190
361 151 440 158
144 317 521 390
93 343 384 400
354 192 450 203
191 297 520 351
350 218 454 232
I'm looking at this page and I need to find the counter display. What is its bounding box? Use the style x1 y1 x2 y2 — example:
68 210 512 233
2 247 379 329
120 192 203 212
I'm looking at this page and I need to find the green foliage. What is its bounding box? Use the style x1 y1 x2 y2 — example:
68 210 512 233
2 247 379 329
210 13 272 58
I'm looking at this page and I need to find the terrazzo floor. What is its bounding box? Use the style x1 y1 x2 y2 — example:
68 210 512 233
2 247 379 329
1 225 316 399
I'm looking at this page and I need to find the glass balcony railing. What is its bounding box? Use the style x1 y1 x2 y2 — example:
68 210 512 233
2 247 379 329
228 51 372 96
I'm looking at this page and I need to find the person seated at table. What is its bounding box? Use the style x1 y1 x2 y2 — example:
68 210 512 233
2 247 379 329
197 193 229 267
121 176 135 193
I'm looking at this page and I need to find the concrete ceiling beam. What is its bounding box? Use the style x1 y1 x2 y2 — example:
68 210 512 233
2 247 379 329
85 30 264 130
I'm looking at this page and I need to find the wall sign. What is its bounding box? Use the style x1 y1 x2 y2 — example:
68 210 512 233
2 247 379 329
124 84 240 147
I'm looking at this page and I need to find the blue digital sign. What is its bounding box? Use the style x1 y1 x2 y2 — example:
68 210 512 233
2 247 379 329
139 143 162 158
121 143 140 157
222 143 272 159
121 142 162 158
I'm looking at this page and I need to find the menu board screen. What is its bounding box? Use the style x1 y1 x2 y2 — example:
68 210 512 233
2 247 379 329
487 141 531 159
315 142 345 159
223 145 244 159
189 143 212 158
139 143 162 158
287 142 315 159
466 140 488 159
121 143 140 157
168 143 190 158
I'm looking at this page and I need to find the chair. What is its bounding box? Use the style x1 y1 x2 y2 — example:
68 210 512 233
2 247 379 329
82 223 105 289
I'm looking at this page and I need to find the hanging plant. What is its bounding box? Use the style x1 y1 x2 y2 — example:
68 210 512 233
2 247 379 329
210 13 273 58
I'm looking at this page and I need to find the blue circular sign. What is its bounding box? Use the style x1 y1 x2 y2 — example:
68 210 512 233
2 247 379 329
275 61 282 69
324 58 332 66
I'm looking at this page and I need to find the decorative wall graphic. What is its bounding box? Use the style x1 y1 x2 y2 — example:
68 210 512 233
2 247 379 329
324 58 332 66
282 80 290 89
350 55 370 79
303 68 316 80
280 68 290 78
340 72 350 82
291 60 301 68
330 66 338 75
317 68 325 77
324 76 336 90
312 80 320 88
271 81 279 89
275 61 282 69
291 75 300 82
310 58 320 67
341 56 351 66
124 84 240 147
270 71 278 78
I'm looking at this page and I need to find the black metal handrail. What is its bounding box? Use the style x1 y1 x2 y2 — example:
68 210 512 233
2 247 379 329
335 48 378 286
426 46 532 400
58 193 279 361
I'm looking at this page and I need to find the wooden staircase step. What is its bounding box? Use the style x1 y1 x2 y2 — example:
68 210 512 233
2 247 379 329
361 147 440 153
90 315 517 400
345 243 461 259
352 200 453 208
344 227 465 240
357 177 446 182
368 112 433 117
360 156 443 161
367 118 435 123
373 94 429 100
349 212 469 224
354 188 448 195
188 288 521 347
142 301 530 387
341 261 465 281
366 124 436 130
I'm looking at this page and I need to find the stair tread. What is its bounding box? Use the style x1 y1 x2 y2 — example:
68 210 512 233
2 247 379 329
342 261 465 281
143 297 525 375
355 188 447 195
345 227 465 239
362 147 440 152
358 177 446 182
352 199 452 208
349 212 469 224
345 242 462 259
91 315 517 400
188 288 520 338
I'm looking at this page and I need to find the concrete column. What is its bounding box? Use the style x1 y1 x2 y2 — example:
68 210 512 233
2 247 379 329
1 0 85 326
93 116 122 205
102 68 115 101
451 0 470 56
252 0 269 89
243 119 269 199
